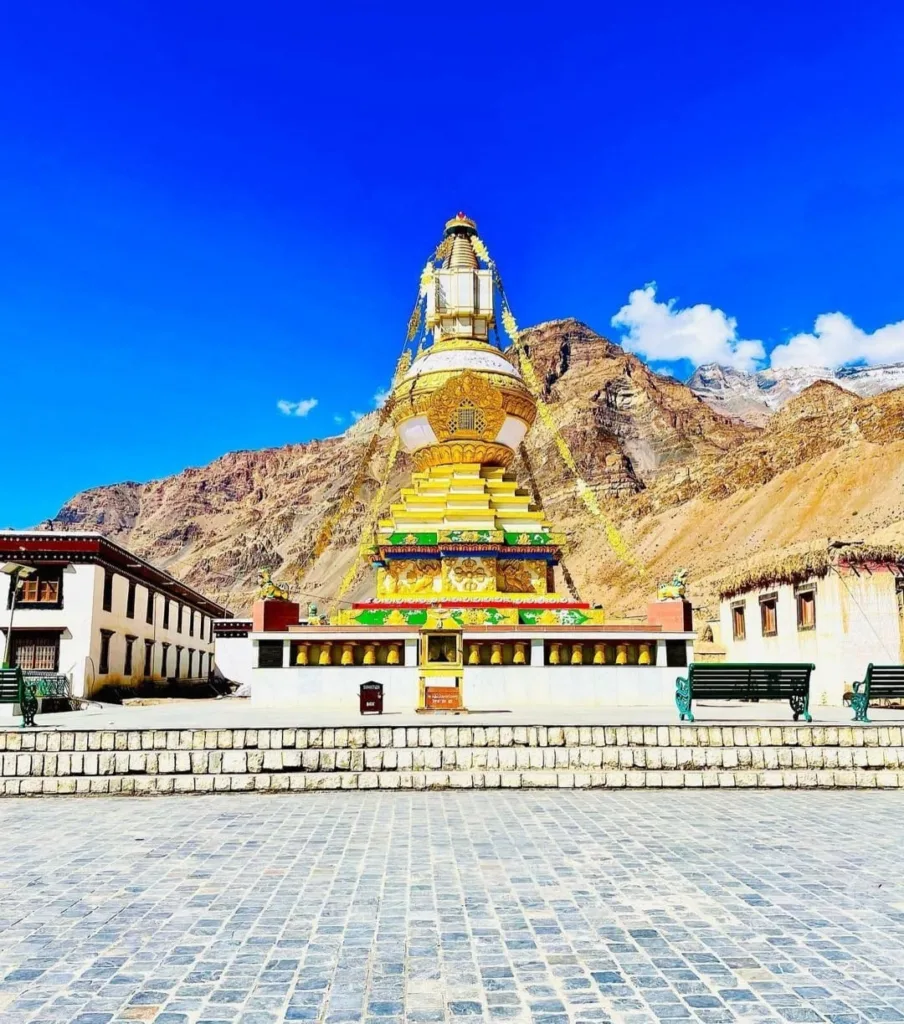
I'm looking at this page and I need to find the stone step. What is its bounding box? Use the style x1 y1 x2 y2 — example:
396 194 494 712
2 723 901 753
4 768 904 795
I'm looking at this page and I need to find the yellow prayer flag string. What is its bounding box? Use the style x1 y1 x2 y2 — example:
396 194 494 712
470 236 646 579
335 435 402 603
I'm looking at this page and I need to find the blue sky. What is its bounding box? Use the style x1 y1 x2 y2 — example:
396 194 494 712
2 1 903 528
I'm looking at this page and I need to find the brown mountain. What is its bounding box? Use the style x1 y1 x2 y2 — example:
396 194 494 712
51 319 904 622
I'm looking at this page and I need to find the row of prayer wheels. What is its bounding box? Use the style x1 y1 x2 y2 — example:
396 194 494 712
548 641 653 666
294 642 402 667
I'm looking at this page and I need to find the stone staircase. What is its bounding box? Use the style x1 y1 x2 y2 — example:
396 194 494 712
2 723 904 794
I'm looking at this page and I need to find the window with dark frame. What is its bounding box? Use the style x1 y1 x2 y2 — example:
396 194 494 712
11 567 63 607
175 646 183 677
10 632 60 671
177 603 183 633
146 589 155 625
102 571 114 612
797 589 816 630
760 593 778 637
124 635 136 675
99 629 114 674
731 602 746 641
198 651 205 677
161 643 170 677
189 610 194 637
163 599 170 629
143 640 154 677
187 649 194 677
126 581 136 618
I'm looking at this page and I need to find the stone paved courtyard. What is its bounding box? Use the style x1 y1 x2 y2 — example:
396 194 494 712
0 794 902 1024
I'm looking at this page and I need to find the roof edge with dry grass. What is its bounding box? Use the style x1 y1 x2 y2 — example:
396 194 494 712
718 542 904 599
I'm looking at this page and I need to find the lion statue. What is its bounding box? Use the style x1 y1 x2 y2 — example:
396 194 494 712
257 567 290 602
657 568 688 601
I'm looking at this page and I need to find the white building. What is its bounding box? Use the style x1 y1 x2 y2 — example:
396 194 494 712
232 624 695 713
717 544 904 705
1 532 228 700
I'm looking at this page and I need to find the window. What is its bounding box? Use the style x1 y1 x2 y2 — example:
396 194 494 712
10 632 60 671
143 640 154 677
124 635 136 675
189 610 194 637
731 602 746 641
177 603 183 633
12 567 63 607
102 571 114 612
797 589 816 630
760 593 778 637
258 640 284 668
163 599 170 629
187 649 194 677
175 646 183 677
161 643 170 677
99 629 113 674
146 590 155 625
198 651 205 677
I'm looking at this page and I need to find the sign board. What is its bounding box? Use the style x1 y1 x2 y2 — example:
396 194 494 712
425 686 460 710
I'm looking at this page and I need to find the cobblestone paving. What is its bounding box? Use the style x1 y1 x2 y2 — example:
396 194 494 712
0 794 902 1024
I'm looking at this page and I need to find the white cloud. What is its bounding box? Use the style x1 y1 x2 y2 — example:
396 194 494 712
277 398 318 418
611 284 766 371
350 410 365 422
333 414 344 425
770 312 904 369
373 386 391 408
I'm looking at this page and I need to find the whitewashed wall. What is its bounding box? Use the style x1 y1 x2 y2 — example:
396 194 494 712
719 572 903 705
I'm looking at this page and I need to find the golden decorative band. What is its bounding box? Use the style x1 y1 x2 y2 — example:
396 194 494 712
413 441 515 471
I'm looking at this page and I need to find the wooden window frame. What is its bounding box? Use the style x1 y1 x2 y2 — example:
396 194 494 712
177 603 183 633
731 601 746 641
126 581 136 619
796 588 816 631
146 590 155 626
124 635 136 675
759 592 778 637
161 643 170 677
143 640 154 677
99 629 114 675
10 631 61 672
12 567 64 609
102 571 114 613
163 599 170 630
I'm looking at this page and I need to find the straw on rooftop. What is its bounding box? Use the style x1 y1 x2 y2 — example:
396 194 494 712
717 541 904 598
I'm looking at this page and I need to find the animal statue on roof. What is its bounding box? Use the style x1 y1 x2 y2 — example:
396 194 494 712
657 568 688 601
257 568 290 602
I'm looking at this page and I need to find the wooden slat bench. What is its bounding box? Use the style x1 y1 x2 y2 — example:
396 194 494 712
850 664 904 723
675 662 815 723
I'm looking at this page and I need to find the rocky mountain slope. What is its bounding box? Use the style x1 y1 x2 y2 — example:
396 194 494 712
688 361 904 425
51 319 904 621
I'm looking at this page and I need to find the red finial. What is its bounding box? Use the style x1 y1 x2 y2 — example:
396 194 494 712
457 211 467 219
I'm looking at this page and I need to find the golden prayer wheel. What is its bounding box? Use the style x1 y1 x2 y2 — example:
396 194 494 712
513 641 527 665
593 643 605 665
549 642 562 665
340 643 354 666
490 643 503 665
363 644 376 665
615 643 628 665
570 643 583 666
295 643 309 666
319 642 333 666
638 642 652 665
387 643 401 665
468 643 481 665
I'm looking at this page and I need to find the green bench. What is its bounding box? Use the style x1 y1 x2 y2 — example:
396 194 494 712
0 669 71 726
676 662 814 723
850 664 904 723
